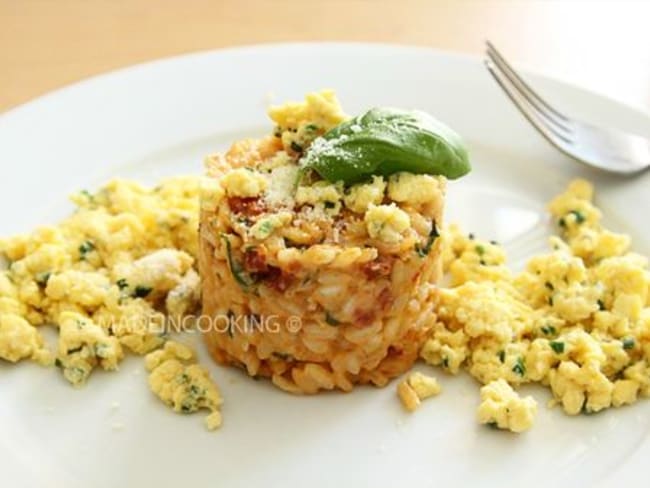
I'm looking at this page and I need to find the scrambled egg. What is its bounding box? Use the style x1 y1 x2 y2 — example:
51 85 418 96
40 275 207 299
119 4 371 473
145 341 223 430
0 313 52 364
56 311 123 386
387 172 443 206
268 89 347 154
365 203 411 244
295 180 344 216
0 177 202 385
477 379 537 433
220 168 268 198
0 177 225 430
397 372 441 412
420 179 650 432
249 212 293 240
343 175 386 213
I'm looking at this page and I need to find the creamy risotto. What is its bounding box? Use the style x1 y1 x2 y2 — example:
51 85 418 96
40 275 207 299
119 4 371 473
199 91 451 394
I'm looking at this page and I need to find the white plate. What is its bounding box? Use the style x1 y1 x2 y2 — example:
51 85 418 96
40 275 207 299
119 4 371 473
1 43 649 488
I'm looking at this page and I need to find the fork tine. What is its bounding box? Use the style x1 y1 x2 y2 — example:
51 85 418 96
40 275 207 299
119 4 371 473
485 59 572 146
485 41 571 131
485 47 570 135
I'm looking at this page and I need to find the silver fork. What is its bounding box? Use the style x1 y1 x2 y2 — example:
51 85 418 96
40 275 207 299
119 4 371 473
484 41 650 175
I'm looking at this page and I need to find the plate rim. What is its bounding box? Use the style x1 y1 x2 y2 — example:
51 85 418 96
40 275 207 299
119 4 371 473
1 41 649 488
2 41 649 122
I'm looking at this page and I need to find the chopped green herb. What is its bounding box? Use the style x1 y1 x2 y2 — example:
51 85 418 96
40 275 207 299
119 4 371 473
570 210 586 224
290 141 303 154
544 281 554 291
541 325 557 336
597 299 606 311
54 358 63 368
442 357 449 368
415 222 440 257
221 234 257 290
512 357 526 377
498 350 505 363
78 240 95 259
305 124 319 132
133 286 153 298
324 201 336 209
36 272 51 286
255 220 274 237
622 338 635 350
548 296 554 306
468 233 475 240
116 278 129 290
487 421 499 429
581 402 595 416
475 245 485 256
325 312 340 326
559 210 586 228
549 341 565 354
80 189 94 201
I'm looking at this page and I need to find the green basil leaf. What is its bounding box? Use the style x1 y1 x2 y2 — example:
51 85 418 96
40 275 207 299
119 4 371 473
301 107 470 184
